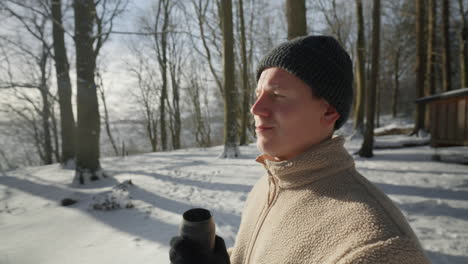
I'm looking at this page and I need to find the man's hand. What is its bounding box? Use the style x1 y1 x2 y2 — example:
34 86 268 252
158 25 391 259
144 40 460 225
169 235 230 264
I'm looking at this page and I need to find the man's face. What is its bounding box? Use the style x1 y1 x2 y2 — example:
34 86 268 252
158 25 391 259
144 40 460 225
251 67 338 161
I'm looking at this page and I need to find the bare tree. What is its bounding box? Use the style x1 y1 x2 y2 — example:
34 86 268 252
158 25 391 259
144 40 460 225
413 0 427 134
0 147 14 172
286 0 307 40
314 0 354 49
220 0 240 158
459 0 468 87
0 1 57 165
186 60 212 147
1 101 48 165
190 0 224 98
50 102 60 161
253 0 286 57
51 0 76 166
358 0 381 158
425 0 436 126
135 0 187 151
126 40 160 152
381 0 414 119
442 0 452 91
74 0 101 183
38 41 54 164
96 70 119 156
244 0 260 141
73 0 126 184
151 0 173 151
237 0 250 145
354 0 365 131
168 29 184 150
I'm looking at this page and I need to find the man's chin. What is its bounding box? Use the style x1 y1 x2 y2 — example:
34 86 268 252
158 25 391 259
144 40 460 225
256 141 278 158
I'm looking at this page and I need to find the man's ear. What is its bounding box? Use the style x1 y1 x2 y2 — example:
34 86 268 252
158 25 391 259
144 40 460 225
321 101 340 126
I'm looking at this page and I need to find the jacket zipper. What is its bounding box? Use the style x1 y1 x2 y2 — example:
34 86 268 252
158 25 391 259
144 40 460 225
244 173 280 264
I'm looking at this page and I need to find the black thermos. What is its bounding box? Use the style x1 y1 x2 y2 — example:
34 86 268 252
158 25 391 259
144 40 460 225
179 208 216 251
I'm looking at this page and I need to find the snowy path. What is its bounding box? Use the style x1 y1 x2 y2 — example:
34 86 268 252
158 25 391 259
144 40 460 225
0 142 467 264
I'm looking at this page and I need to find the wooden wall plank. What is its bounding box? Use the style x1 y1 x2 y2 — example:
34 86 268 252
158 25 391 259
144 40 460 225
439 102 447 140
458 99 466 140
448 102 456 140
430 103 437 146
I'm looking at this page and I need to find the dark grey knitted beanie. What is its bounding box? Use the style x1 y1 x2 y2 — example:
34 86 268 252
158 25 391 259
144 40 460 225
256 35 353 129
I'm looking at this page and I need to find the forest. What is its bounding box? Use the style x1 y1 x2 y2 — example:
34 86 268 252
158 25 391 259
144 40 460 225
1 1 468 263
0 0 465 180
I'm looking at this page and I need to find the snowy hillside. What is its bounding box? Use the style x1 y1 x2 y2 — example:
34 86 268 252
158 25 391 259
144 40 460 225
1 138 467 264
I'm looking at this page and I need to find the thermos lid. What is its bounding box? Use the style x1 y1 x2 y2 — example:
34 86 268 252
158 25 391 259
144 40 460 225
183 208 212 222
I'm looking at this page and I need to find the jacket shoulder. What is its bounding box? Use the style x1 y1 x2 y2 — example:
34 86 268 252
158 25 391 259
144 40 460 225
295 168 424 254
337 236 431 264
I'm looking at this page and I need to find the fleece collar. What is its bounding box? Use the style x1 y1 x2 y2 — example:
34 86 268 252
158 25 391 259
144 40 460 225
255 136 354 189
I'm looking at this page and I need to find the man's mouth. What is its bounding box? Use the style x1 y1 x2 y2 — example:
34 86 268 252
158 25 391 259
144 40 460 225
255 125 274 131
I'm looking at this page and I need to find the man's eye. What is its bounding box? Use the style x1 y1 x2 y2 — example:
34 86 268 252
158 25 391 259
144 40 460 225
274 93 285 98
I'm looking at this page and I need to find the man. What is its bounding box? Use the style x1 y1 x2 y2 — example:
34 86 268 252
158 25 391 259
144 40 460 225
170 36 430 264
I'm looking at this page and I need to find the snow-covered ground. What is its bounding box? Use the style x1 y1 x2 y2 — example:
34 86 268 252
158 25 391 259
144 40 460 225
1 137 467 264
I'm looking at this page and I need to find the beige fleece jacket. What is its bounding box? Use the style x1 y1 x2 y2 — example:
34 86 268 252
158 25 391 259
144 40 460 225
229 136 431 264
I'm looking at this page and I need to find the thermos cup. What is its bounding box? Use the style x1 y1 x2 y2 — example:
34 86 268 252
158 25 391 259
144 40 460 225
179 208 216 252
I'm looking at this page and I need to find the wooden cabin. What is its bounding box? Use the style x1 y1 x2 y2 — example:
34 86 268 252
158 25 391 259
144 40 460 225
415 88 468 147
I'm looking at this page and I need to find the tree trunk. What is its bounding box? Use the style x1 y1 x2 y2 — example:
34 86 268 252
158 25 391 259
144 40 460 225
31 115 46 163
148 118 158 152
159 46 168 151
39 45 53 165
51 0 76 166
156 0 170 151
425 0 436 128
459 0 468 88
413 0 427 134
40 88 53 165
286 0 307 40
145 102 158 152
442 0 452 91
155 0 169 151
50 103 61 162
354 0 366 132
358 0 380 158
238 0 250 146
375 77 380 128
392 50 400 118
169 57 181 150
220 0 240 158
73 0 102 184
190 77 203 147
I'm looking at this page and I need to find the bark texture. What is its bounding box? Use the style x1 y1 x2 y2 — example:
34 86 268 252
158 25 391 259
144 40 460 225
286 0 307 40
354 0 366 131
52 0 76 165
220 0 240 158
74 0 102 183
359 0 381 158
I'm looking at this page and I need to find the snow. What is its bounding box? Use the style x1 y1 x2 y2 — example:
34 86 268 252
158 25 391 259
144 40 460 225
435 147 468 165
374 133 430 148
1 138 468 264
374 122 414 135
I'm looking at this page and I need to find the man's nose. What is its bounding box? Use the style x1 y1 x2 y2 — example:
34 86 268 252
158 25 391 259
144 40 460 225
251 93 271 117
